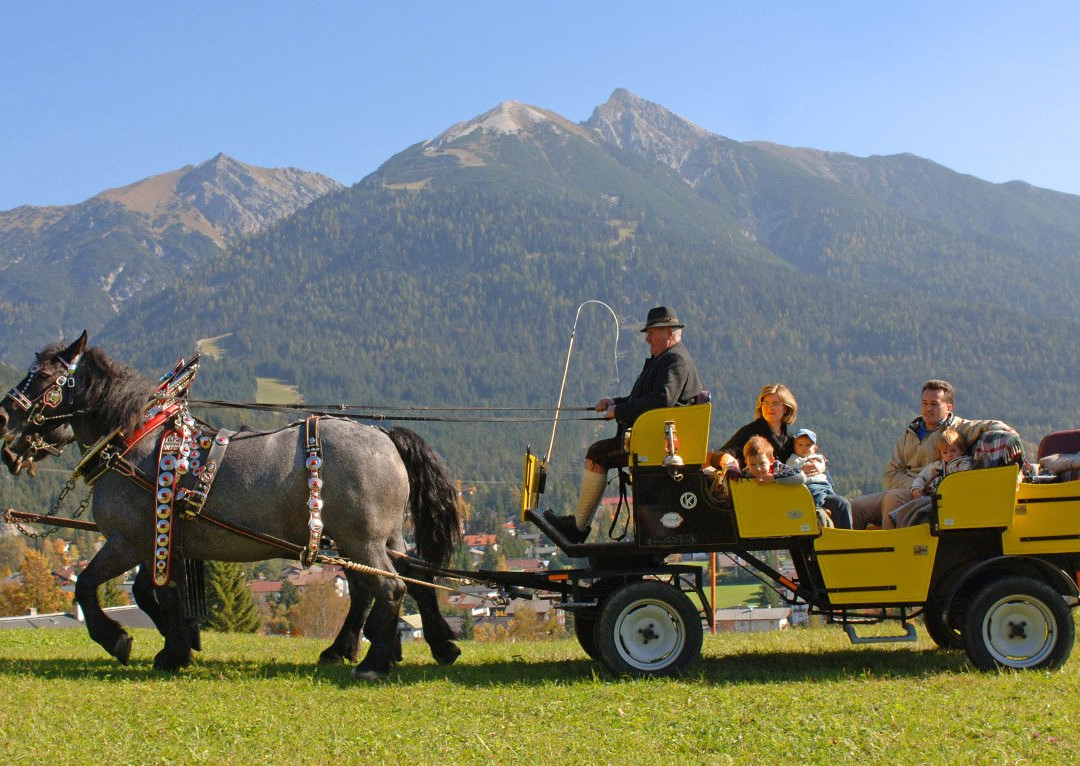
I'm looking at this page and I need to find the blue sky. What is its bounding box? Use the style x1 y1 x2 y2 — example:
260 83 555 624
3 2 1079 211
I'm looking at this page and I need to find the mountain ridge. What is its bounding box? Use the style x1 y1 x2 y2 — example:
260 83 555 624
0 154 342 362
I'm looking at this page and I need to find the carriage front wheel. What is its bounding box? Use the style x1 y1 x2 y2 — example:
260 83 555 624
961 575 1075 670
573 608 600 660
595 581 702 677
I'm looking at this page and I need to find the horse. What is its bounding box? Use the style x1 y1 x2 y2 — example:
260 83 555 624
1 332 461 679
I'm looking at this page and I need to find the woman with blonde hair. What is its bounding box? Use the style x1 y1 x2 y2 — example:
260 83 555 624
712 383 798 469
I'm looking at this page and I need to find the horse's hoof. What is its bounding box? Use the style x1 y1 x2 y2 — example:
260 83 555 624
351 667 389 682
318 651 347 666
153 649 190 672
432 642 461 666
111 633 133 665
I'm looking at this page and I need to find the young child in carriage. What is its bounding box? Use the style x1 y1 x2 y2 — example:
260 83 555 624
738 436 836 528
784 428 852 528
885 427 973 528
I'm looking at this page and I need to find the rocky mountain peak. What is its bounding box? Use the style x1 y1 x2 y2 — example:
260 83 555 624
96 154 342 245
586 88 714 174
426 100 588 150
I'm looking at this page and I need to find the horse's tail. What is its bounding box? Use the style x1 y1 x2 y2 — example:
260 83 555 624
386 427 461 567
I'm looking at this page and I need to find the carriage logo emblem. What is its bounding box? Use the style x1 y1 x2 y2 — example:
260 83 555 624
679 492 697 510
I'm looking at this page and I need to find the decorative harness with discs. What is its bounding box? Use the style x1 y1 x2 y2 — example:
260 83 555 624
303 415 325 566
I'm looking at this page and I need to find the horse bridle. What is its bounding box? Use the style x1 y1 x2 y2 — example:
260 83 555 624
2 353 85 464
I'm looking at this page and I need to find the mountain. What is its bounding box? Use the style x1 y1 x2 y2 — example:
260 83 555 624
6 90 1080 530
587 89 1080 318
0 155 342 363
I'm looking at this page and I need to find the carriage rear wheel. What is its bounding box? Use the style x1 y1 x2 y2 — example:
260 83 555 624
962 575 1075 670
595 581 702 677
923 594 964 650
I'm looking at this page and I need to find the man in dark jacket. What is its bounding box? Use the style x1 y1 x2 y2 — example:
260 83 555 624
546 306 704 543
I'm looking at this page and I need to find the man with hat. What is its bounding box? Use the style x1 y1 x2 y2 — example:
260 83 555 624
545 306 704 543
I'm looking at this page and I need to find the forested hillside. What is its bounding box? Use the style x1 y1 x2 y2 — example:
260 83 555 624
0 155 341 364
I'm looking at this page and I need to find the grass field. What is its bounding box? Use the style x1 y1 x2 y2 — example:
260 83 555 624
254 377 302 405
2 624 1078 764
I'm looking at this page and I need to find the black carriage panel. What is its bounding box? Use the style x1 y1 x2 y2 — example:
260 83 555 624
632 466 739 549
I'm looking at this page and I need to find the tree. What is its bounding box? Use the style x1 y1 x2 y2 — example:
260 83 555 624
0 582 29 617
98 577 130 608
275 579 300 610
753 582 783 608
17 549 71 614
203 561 261 633
0 536 29 574
286 581 349 639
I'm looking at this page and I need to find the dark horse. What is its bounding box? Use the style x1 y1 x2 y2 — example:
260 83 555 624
1 333 461 679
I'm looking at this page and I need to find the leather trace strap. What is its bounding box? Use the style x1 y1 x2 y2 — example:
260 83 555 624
302 416 325 566
176 428 233 517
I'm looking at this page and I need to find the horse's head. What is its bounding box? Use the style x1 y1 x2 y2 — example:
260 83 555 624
1 332 87 476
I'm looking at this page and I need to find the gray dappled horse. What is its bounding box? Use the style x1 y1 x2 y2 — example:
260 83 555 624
0 333 461 679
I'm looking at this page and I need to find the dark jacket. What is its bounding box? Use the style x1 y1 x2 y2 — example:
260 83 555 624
612 342 704 429
720 417 793 467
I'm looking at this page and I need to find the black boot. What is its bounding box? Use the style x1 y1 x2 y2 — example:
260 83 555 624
543 510 589 544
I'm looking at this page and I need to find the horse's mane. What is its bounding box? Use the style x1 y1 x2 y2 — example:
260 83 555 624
42 343 154 434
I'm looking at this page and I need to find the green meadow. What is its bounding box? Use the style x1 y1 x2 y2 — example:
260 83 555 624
1 624 1077 764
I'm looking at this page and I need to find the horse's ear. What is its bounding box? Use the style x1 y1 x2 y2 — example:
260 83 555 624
62 331 88 362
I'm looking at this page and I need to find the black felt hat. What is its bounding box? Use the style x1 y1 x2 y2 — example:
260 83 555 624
640 306 685 331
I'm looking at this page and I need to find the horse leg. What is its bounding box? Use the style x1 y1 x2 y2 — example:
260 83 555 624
351 559 406 681
132 563 202 653
74 536 143 664
318 569 374 666
397 558 460 666
131 564 163 630
150 581 194 672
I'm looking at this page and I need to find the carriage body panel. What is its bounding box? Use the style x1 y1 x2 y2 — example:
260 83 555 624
1004 476 1080 555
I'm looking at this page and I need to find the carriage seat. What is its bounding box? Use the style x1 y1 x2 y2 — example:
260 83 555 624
1037 429 1080 460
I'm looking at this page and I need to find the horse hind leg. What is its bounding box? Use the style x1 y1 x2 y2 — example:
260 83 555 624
397 558 460 666
318 569 374 666
350 560 406 681
74 536 143 665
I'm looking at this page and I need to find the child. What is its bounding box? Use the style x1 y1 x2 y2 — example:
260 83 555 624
741 436 834 528
886 427 973 528
742 435 805 485
785 428 852 528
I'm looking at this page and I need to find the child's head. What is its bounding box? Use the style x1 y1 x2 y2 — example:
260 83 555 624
792 428 818 457
744 436 774 478
937 428 967 463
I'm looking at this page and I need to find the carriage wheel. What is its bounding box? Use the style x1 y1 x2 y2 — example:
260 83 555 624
573 609 600 660
923 593 964 650
595 581 702 677
962 576 1075 671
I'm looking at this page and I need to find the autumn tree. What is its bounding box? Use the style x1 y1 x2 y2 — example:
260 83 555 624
18 549 71 614
286 581 349 639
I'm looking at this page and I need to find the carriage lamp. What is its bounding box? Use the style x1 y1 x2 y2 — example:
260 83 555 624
663 420 683 467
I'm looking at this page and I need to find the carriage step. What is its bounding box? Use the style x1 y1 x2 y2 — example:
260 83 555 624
843 621 918 644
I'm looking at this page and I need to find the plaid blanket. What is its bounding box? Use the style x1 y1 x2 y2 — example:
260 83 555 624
973 429 1031 475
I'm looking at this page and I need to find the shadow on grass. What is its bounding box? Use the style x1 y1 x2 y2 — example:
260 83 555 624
0 644 973 687
387 645 974 687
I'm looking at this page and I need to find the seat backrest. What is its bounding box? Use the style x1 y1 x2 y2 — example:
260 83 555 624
627 403 711 467
1037 429 1080 460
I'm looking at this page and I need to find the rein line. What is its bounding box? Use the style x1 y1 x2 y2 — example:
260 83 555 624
184 399 605 424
